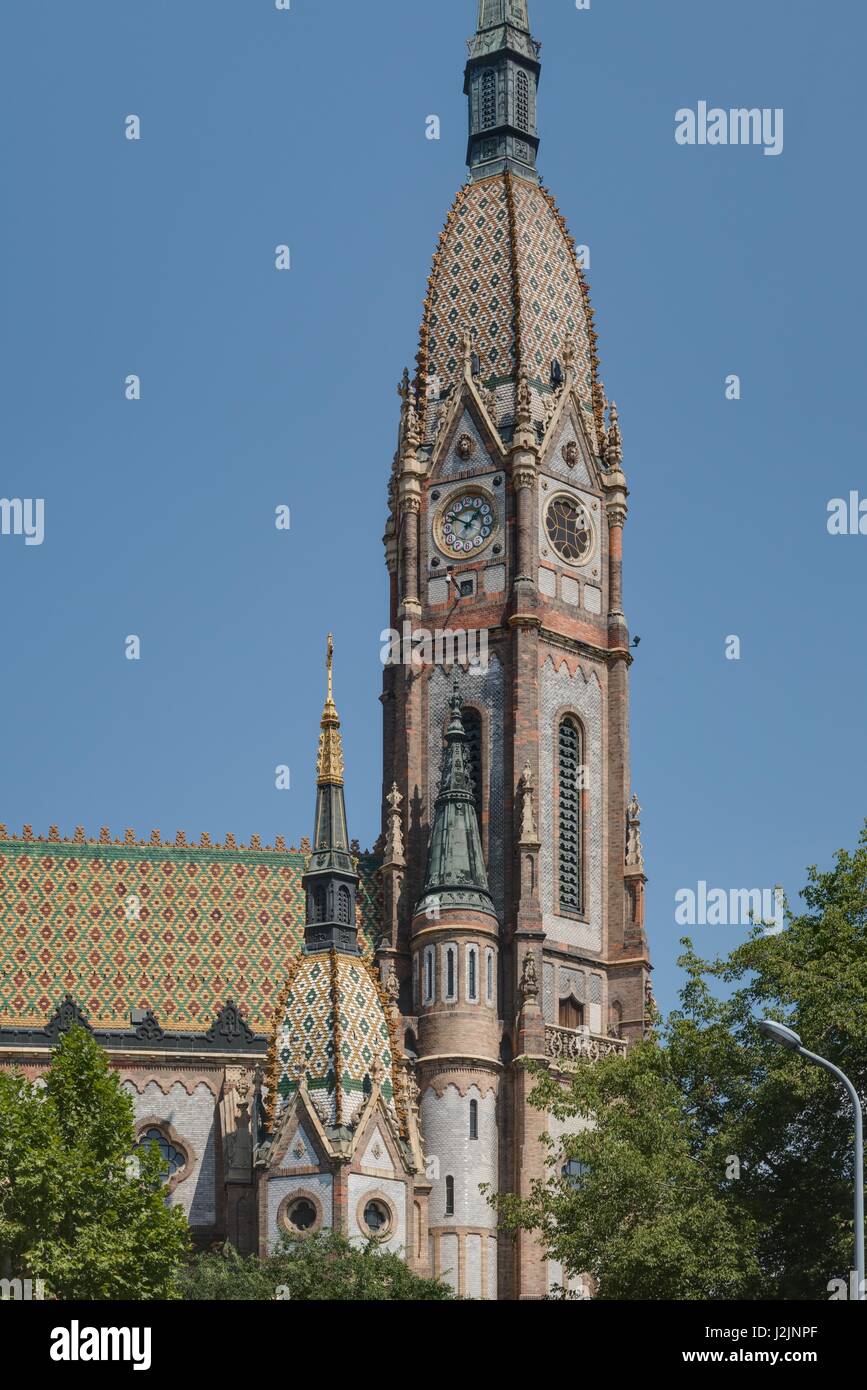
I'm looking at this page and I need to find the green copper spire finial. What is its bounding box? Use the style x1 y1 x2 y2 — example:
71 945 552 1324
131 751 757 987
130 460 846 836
465 0 541 184
416 676 496 919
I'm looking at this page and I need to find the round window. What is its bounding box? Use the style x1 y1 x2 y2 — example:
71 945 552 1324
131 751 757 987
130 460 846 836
286 1198 317 1232
545 494 594 566
363 1199 391 1235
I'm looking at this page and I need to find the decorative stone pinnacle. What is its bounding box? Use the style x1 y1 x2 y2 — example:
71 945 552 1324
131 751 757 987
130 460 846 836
384 782 405 864
605 400 623 468
520 952 539 1004
626 792 644 870
519 762 538 843
316 633 344 785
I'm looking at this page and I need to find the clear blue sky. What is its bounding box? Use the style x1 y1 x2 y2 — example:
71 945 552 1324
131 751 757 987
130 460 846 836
1 0 864 1014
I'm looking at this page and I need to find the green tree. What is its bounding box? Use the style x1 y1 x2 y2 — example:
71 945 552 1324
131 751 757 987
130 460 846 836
0 1025 189 1299
179 1232 454 1301
494 1039 759 1299
495 827 867 1300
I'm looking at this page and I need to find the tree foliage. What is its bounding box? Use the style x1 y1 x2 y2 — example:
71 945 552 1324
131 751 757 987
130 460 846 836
179 1232 454 1301
496 826 867 1300
0 1025 189 1299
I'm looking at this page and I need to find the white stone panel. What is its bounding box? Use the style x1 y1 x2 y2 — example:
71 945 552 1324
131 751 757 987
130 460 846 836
128 1081 216 1229
562 575 581 606
359 1125 395 1175
483 563 506 594
428 577 450 606
466 1233 483 1299
583 583 602 614
487 1236 498 1299
265 1173 333 1254
420 1083 497 1230
348 1173 407 1257
538 567 556 597
440 1234 459 1293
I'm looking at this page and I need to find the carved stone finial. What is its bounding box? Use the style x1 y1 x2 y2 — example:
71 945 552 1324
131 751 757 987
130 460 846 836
518 762 538 843
520 952 539 1004
385 964 400 1013
605 400 623 468
384 782 405 865
516 371 533 428
626 793 644 869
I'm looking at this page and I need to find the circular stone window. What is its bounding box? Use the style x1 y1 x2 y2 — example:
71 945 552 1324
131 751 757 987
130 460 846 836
544 494 594 566
362 1199 392 1236
286 1198 317 1232
277 1191 324 1238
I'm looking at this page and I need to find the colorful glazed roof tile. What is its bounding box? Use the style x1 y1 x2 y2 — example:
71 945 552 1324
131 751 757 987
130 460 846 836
0 828 381 1033
271 951 396 1128
416 172 603 450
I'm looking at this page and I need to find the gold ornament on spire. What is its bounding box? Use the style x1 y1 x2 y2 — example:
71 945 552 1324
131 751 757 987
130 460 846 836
316 633 344 785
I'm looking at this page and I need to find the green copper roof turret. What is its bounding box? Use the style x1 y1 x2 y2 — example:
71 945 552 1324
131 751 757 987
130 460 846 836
465 0 542 184
416 682 496 919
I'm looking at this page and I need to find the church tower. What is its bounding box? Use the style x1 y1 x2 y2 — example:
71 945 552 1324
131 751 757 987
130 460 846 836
380 1 652 1299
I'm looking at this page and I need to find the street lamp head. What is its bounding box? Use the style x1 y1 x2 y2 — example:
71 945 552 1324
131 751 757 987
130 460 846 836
757 1019 803 1051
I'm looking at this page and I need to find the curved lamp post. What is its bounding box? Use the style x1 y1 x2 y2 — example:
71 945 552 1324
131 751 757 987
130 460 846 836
757 1019 864 1301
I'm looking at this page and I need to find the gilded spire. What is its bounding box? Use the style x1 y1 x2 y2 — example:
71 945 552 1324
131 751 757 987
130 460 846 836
316 633 344 786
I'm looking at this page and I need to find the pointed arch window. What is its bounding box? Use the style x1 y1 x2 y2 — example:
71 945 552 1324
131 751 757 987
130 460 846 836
462 707 484 830
482 69 497 129
312 885 328 923
516 71 530 131
558 716 583 915
336 885 352 925
469 1099 479 1141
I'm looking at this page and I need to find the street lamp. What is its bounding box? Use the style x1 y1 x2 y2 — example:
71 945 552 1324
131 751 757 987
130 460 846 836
757 1019 865 1300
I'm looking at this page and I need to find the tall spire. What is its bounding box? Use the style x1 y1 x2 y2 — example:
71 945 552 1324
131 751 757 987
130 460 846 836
303 636 359 954
465 0 542 184
416 681 496 919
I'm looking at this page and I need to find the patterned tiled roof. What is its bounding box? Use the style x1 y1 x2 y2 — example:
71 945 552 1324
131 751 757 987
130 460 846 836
416 171 603 449
271 951 396 1128
0 833 382 1033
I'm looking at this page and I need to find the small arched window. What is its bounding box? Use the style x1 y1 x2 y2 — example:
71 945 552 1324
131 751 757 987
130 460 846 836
482 69 497 129
485 948 495 1006
558 716 582 914
444 944 458 1002
466 945 479 1003
516 71 530 131
337 885 352 925
445 1175 455 1216
469 1099 479 1141
313 885 328 923
559 995 584 1030
423 946 436 1005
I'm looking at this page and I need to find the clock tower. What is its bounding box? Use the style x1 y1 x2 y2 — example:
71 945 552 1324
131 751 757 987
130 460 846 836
378 0 651 1299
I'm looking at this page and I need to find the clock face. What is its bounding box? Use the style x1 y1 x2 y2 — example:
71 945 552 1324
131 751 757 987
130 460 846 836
435 489 497 558
545 493 594 565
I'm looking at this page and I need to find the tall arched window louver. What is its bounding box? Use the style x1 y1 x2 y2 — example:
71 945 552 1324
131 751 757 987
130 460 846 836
516 71 530 131
445 1175 455 1216
558 716 582 914
467 945 479 1003
469 1099 479 1140
313 886 328 923
462 707 484 828
482 70 497 130
336 885 351 925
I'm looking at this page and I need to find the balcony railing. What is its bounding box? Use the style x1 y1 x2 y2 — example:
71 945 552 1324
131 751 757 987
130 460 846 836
544 1026 628 1064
